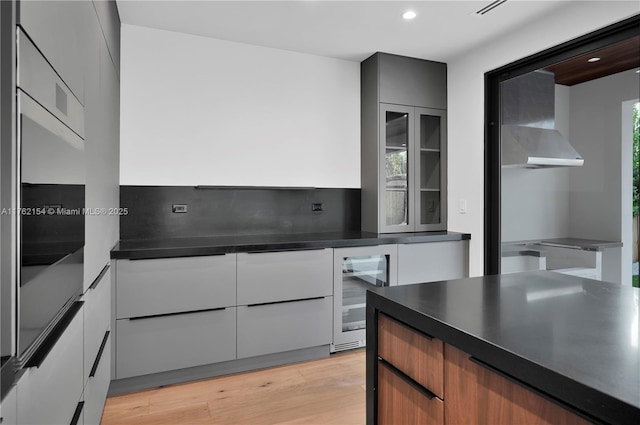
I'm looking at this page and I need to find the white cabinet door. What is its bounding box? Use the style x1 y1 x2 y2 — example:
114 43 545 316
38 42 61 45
237 249 333 305
84 265 111 383
17 306 84 425
18 0 92 103
237 297 332 359
116 255 236 319
83 332 111 425
1 385 17 425
116 307 236 379
397 241 469 285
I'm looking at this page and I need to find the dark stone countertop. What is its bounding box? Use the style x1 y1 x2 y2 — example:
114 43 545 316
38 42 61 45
367 270 640 425
111 231 471 260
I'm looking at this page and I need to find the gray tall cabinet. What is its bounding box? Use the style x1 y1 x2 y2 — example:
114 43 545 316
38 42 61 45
1 1 120 424
361 53 447 233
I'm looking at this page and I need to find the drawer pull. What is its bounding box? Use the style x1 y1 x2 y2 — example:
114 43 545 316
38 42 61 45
25 301 84 368
246 248 325 254
379 357 437 400
128 307 227 321
247 296 324 308
89 330 110 378
381 313 434 340
70 401 84 425
128 252 227 260
89 263 110 291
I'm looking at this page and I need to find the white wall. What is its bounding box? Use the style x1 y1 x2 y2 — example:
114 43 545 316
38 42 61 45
501 85 571 242
447 1 639 277
120 24 360 187
568 69 640 284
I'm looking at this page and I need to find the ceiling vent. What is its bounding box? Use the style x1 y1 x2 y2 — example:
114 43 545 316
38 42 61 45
476 0 508 15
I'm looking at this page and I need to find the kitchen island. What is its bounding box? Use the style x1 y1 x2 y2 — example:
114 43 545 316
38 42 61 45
366 270 640 425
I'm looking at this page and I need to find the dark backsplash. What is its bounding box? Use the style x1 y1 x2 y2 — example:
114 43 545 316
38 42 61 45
120 186 361 240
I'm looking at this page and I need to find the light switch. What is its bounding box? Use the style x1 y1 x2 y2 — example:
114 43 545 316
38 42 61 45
459 199 467 214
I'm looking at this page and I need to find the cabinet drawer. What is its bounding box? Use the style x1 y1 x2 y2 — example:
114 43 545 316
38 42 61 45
116 255 236 319
116 307 236 379
237 249 332 305
398 241 468 285
378 314 443 399
83 332 111 425
17 306 84 425
237 297 332 359
378 362 444 425
84 265 111 381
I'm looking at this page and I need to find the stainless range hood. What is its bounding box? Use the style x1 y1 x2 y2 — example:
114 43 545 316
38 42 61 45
501 70 583 168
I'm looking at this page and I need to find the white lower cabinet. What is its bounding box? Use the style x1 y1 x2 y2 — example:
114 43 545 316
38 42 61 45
83 332 111 425
237 297 333 359
1 385 17 425
116 307 237 379
237 249 333 305
84 266 111 382
116 254 236 319
397 241 469 285
16 306 84 425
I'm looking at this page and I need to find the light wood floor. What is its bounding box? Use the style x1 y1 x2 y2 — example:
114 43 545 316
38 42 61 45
101 349 366 425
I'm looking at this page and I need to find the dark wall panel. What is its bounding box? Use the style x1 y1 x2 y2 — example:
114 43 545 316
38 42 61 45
120 186 361 240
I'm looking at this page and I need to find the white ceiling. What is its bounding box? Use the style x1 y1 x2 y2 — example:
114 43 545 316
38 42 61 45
115 0 585 63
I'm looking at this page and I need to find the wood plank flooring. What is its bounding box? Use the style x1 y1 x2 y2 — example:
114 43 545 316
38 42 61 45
101 349 366 425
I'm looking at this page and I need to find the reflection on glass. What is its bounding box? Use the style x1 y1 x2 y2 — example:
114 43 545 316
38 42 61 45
385 111 408 226
341 255 388 332
19 114 85 359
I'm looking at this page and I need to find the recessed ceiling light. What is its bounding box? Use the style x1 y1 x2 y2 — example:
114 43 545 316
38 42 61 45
587 57 601 63
636 69 640 74
402 10 417 20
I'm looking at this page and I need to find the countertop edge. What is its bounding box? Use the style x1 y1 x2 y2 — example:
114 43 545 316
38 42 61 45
366 289 639 425
110 232 471 260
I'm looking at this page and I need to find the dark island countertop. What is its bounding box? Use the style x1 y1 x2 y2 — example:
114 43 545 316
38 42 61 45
367 270 640 425
111 231 471 260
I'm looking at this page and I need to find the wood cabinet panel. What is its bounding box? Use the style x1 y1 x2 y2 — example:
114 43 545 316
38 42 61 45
444 344 590 425
378 314 444 399
378 362 444 425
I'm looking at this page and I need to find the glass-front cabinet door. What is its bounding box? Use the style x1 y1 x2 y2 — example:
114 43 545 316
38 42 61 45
378 104 446 233
332 245 397 352
380 104 416 233
415 107 447 231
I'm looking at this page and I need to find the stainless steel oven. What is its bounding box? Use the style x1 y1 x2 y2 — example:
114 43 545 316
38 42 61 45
332 245 397 352
16 28 85 365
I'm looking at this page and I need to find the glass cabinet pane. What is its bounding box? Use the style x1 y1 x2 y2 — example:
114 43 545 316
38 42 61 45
341 255 389 332
419 113 442 225
385 111 409 226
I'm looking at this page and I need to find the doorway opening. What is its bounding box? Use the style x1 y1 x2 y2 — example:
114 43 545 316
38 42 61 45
484 15 640 278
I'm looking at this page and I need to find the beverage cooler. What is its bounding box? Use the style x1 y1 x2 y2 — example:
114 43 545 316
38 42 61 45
332 245 397 352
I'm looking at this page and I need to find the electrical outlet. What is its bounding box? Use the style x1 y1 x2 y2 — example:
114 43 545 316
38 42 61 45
312 203 323 212
172 204 188 213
